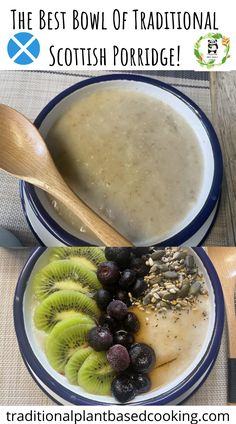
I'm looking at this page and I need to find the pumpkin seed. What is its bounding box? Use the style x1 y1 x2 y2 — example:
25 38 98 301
143 293 152 305
151 250 165 260
188 267 198 275
173 251 187 260
185 255 195 269
156 263 169 272
189 281 202 296
178 281 190 298
163 271 178 280
162 291 178 301
150 264 158 273
149 275 163 284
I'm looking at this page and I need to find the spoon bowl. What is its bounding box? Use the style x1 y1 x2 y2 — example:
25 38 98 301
0 104 131 246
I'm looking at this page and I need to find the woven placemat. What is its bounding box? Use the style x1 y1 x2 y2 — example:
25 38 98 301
0 69 226 247
0 248 227 405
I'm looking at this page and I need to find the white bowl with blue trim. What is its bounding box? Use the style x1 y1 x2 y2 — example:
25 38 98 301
14 247 224 405
20 74 223 246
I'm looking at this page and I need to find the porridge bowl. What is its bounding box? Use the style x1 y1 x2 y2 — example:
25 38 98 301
20 74 222 246
14 247 224 405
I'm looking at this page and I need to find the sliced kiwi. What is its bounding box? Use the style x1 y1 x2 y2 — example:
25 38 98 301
48 248 106 271
34 290 100 332
65 347 93 385
32 259 101 300
45 317 94 373
78 351 116 395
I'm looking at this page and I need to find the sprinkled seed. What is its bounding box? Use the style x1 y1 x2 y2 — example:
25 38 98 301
133 248 208 315
185 255 195 269
143 293 152 305
151 250 165 260
189 281 202 296
150 264 158 273
159 307 168 313
179 300 188 306
163 271 178 280
156 263 169 271
178 281 190 298
164 283 175 289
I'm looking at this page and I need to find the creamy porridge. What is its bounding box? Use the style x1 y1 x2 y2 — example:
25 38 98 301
47 88 203 244
133 302 209 390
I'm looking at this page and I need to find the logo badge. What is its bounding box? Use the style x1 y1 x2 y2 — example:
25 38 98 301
7 32 40 65
194 33 230 69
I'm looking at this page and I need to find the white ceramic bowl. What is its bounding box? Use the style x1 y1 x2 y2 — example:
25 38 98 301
20 74 223 247
14 247 224 405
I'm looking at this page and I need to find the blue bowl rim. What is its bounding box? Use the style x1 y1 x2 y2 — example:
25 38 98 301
13 247 225 405
19 342 220 406
20 73 223 247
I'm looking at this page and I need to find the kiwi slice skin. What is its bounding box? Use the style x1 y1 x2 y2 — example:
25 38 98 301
46 318 95 373
33 259 101 301
48 248 106 271
78 351 116 395
34 290 100 332
65 347 93 385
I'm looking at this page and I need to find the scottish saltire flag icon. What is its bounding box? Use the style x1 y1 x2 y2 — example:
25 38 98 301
7 32 40 65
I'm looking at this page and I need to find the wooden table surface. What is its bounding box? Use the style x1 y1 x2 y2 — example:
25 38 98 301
209 72 236 245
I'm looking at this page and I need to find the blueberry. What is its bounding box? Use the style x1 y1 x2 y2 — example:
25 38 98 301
131 278 147 298
95 288 112 310
97 261 120 286
124 312 140 333
107 344 130 372
107 300 128 320
114 289 131 306
111 375 136 403
130 257 149 277
105 247 131 268
130 373 151 394
87 326 113 351
114 330 134 349
98 314 119 333
129 343 156 373
119 269 137 290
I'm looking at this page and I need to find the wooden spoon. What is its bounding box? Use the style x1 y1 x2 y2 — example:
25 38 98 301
207 247 236 405
0 104 132 246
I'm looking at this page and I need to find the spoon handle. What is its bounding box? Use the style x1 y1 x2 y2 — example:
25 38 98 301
35 172 132 247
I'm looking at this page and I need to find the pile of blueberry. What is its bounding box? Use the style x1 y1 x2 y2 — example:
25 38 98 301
87 247 156 403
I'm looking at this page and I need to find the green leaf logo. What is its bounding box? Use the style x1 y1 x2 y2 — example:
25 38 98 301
194 33 230 68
